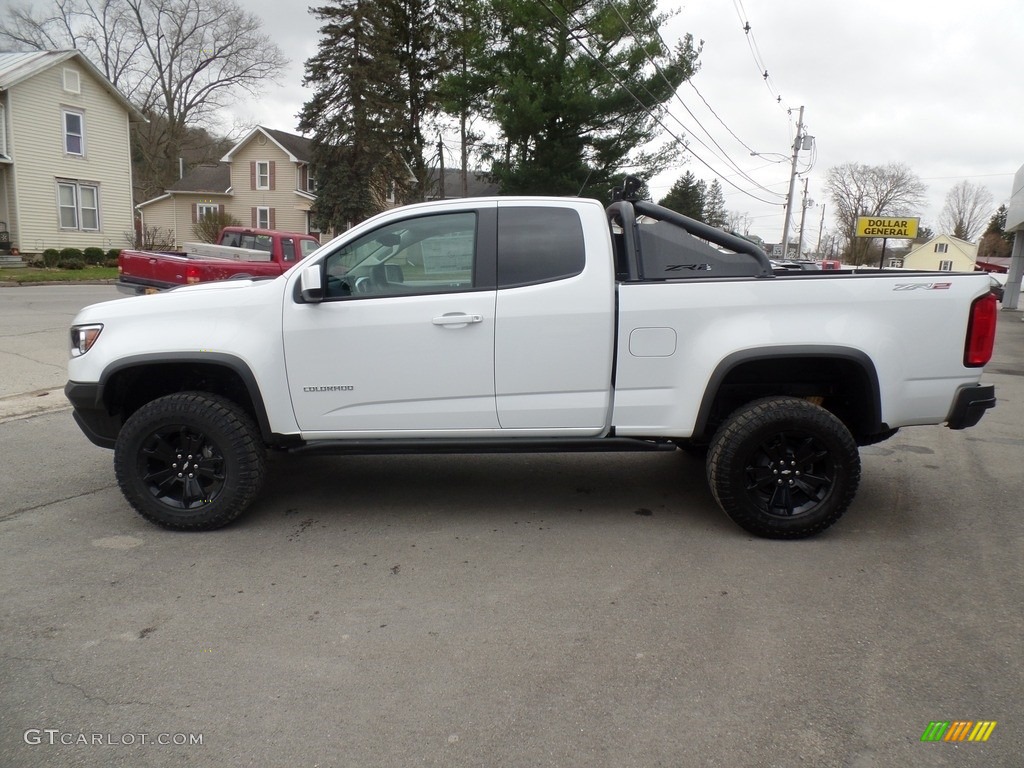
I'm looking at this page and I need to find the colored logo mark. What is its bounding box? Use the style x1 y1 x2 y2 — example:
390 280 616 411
921 721 996 742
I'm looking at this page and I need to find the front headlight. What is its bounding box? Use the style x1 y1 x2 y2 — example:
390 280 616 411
70 324 103 356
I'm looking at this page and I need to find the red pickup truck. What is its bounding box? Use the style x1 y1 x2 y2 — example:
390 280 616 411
118 226 321 295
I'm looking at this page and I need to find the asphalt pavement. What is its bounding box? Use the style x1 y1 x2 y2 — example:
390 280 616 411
1 284 1022 767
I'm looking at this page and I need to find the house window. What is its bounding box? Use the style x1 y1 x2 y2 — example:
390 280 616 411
196 203 219 220
57 180 100 230
385 180 396 203
934 243 948 253
887 258 904 268
63 110 84 156
938 260 953 271
256 161 270 190
63 68 80 94
80 185 99 229
256 206 271 229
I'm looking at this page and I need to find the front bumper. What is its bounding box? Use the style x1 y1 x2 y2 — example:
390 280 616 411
946 384 996 430
64 381 119 448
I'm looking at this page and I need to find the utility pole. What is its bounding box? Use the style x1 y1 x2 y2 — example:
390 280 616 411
438 134 446 200
815 203 826 257
780 105 805 257
796 177 811 258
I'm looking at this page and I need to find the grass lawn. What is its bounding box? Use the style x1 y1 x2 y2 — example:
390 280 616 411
1 266 118 283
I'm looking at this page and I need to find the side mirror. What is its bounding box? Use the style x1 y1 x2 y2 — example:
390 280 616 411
299 263 324 303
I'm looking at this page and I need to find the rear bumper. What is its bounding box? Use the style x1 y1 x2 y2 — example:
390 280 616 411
946 384 996 430
64 381 119 448
117 276 176 296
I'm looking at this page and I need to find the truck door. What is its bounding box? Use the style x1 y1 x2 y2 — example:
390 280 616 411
282 206 499 434
493 202 615 431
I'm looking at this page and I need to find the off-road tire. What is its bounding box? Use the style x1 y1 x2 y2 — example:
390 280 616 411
114 392 266 531
706 396 860 539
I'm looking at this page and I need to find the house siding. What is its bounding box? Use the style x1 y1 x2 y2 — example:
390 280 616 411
229 138 311 235
904 236 977 272
7 58 135 254
139 193 233 249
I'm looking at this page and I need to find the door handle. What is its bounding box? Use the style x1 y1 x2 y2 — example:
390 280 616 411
432 313 483 326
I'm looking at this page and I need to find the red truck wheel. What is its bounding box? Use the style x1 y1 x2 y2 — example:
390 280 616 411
114 392 266 530
706 397 861 539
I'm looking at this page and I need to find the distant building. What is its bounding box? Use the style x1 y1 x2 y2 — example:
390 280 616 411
136 126 317 248
426 168 499 200
901 234 977 271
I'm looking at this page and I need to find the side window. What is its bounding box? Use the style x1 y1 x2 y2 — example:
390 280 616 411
497 207 585 287
323 211 477 299
280 237 297 263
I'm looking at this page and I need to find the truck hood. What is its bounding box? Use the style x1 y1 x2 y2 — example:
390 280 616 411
75 275 286 324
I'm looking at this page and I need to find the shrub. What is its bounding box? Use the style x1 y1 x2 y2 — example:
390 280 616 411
106 248 121 261
192 210 242 243
42 249 60 268
103 257 120 268
59 247 84 262
83 247 106 265
57 258 85 270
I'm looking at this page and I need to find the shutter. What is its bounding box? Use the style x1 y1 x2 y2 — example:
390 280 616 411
191 203 198 223
219 204 225 215
250 162 256 190
269 161 276 191
269 208 276 229
251 207 257 227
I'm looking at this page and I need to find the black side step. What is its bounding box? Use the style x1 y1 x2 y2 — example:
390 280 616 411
286 437 678 456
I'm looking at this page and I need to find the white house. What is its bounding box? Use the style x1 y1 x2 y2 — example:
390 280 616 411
0 50 144 257
900 234 977 272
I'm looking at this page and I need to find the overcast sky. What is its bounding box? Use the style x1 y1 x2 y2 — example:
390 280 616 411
230 0 1023 247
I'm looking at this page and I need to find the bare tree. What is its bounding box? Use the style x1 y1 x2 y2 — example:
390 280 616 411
824 162 927 264
938 181 994 241
0 0 288 199
726 210 752 236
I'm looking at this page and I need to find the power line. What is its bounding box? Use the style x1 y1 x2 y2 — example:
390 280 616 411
589 0 786 201
534 0 784 206
732 0 790 110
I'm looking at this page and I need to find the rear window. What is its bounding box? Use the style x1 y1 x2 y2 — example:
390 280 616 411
497 207 585 288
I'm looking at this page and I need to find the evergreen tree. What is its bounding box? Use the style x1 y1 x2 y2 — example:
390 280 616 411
978 204 1014 261
658 171 705 219
482 0 699 200
393 0 442 200
703 178 727 228
299 0 407 229
435 0 491 196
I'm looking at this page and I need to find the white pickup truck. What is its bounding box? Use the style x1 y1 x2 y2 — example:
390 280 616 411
65 185 998 538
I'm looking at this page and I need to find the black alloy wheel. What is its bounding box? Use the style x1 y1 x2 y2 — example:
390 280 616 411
706 397 861 539
114 392 266 530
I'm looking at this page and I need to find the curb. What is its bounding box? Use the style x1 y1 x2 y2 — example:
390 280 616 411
0 388 70 424
0 279 118 287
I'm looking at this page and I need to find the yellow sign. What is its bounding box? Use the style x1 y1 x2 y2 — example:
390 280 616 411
856 216 919 239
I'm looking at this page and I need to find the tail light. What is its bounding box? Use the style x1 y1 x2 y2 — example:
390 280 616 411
964 292 997 367
185 265 201 284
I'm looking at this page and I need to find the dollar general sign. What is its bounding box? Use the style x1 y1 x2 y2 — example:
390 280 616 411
856 216 919 238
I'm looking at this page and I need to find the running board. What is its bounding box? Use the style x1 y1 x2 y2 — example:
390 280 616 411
285 437 678 456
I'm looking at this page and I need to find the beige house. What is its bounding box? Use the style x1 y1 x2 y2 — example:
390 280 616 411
137 126 317 248
900 234 978 272
0 50 143 258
